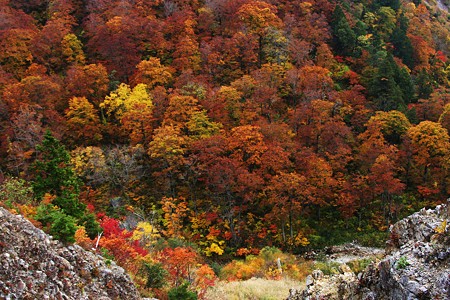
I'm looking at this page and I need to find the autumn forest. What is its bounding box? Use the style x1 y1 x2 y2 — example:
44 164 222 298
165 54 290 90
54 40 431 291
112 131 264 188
0 0 449 297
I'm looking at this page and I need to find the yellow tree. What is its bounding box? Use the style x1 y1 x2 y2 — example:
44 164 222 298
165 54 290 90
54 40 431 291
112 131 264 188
161 196 190 238
148 124 187 197
61 33 86 66
185 110 222 141
365 110 411 144
238 1 282 66
163 94 222 141
438 103 450 133
65 96 102 146
406 121 450 200
130 57 173 88
131 221 161 249
100 83 154 145
70 146 107 189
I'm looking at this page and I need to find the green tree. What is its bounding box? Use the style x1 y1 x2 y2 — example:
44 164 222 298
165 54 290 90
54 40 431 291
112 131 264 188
331 5 357 57
168 283 197 300
364 52 404 111
35 204 77 243
372 0 400 11
32 131 85 217
390 14 414 69
32 131 101 241
395 66 415 105
415 69 433 100
144 262 168 289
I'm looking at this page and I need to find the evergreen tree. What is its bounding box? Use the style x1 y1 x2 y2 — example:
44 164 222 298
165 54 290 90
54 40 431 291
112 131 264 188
415 69 434 99
31 131 101 241
390 14 414 69
395 67 415 104
35 204 77 243
331 5 358 57
365 52 404 111
168 283 197 300
372 0 400 11
32 130 86 218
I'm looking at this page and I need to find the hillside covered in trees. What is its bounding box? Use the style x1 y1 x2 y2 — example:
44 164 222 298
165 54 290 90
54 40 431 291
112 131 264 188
0 0 449 297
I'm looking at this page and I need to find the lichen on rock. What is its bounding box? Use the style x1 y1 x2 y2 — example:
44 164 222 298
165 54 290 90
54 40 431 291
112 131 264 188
0 207 142 300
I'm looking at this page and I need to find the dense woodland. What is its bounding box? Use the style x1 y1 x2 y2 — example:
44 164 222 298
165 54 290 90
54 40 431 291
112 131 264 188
0 0 450 297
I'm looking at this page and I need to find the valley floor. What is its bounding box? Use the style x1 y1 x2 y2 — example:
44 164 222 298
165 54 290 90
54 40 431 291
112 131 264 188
205 277 305 300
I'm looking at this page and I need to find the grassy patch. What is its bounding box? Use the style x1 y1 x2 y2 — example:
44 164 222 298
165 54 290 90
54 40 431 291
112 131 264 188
204 277 304 300
312 261 341 275
346 257 375 274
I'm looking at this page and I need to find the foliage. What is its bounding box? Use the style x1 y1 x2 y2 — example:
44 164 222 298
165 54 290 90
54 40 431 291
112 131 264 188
194 264 218 298
396 256 410 269
313 261 341 275
65 97 102 146
29 132 100 243
144 262 168 289
346 258 377 274
168 283 198 300
78 212 101 239
157 247 199 286
220 247 312 281
0 177 34 205
32 131 81 203
74 226 94 249
35 204 77 243
131 221 161 248
1 0 450 291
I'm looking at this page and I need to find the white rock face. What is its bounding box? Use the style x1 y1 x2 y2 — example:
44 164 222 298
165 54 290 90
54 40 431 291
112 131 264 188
0 207 142 300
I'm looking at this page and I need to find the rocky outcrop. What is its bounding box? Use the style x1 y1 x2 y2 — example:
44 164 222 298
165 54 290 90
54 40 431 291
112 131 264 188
289 201 450 300
0 207 142 300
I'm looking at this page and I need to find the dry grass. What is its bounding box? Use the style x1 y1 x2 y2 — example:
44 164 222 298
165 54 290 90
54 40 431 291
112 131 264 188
204 277 305 300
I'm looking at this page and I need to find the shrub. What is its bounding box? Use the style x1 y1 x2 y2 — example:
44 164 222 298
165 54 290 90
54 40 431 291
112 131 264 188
50 213 77 243
220 247 311 281
347 258 374 274
260 246 282 261
144 262 168 289
35 204 77 243
313 261 341 275
396 256 410 269
0 177 34 205
168 283 197 300
78 212 101 239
